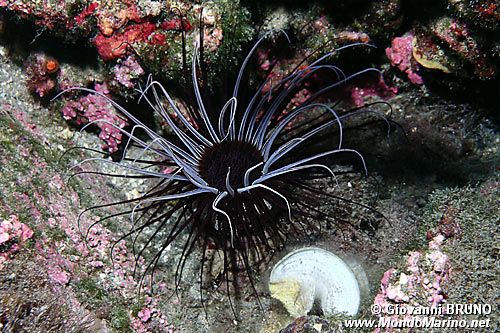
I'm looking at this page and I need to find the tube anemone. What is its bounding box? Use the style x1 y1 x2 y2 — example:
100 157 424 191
61 33 390 316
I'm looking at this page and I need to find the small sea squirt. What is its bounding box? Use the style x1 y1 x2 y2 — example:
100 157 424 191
269 247 365 317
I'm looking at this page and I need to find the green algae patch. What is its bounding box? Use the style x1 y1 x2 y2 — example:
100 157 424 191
421 183 498 310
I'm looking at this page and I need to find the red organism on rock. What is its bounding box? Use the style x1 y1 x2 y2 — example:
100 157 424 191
25 53 60 98
476 1 498 18
348 77 398 107
94 22 159 61
437 206 462 239
44 58 59 74
385 34 423 85
74 2 99 26
160 17 193 31
151 32 166 46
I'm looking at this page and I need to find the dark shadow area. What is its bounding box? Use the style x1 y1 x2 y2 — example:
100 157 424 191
0 10 98 69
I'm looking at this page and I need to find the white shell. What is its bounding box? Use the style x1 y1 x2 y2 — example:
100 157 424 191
269 247 362 317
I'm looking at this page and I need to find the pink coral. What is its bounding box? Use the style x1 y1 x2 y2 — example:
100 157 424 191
138 308 152 322
0 232 8 244
0 215 34 269
61 83 128 153
35 243 75 285
385 34 423 85
49 269 71 285
113 55 145 88
0 215 34 244
371 232 452 332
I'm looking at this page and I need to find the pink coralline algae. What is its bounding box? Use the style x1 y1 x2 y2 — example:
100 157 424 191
25 53 60 98
131 296 174 333
0 215 34 270
348 77 398 107
137 308 152 322
113 55 145 88
0 106 175 331
372 234 451 332
42 246 74 285
61 83 128 153
30 172 175 331
386 34 423 85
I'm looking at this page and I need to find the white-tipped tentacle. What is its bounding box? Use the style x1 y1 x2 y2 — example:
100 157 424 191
225 167 235 196
53 87 163 142
79 118 200 168
308 68 382 102
254 163 339 188
212 192 235 248
138 83 204 158
237 183 292 221
251 65 346 147
271 148 368 177
248 46 367 141
243 161 264 187
79 120 165 160
130 188 211 227
263 138 304 173
218 97 237 140
129 137 180 168
228 98 238 141
137 75 213 147
148 82 205 156
121 124 157 160
262 111 346 174
55 87 207 172
232 29 290 101
192 43 220 143
156 138 217 192
69 157 188 181
262 103 343 160
339 107 392 138
246 64 343 145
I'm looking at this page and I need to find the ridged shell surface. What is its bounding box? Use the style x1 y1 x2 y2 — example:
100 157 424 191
269 247 361 317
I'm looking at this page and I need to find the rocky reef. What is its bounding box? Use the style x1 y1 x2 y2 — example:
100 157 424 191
0 0 498 332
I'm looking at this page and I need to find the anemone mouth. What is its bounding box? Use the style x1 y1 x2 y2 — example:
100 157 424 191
198 140 263 192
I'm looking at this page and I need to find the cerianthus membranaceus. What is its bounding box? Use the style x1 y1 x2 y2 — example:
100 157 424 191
60 32 390 315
